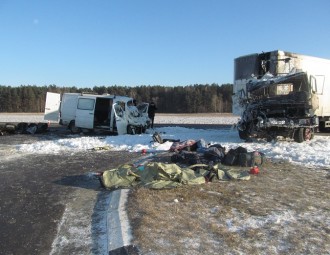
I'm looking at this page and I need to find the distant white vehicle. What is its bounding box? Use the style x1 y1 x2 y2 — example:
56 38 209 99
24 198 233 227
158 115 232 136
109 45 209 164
233 50 330 142
44 92 150 135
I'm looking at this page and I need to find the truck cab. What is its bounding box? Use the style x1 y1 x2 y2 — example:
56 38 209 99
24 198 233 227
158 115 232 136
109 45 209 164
233 50 330 142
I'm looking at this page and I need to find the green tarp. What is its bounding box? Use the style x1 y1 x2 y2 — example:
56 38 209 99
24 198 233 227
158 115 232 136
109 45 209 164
101 162 251 190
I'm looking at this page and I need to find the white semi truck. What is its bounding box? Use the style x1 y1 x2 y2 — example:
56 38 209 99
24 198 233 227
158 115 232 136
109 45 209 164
233 50 330 142
44 92 150 135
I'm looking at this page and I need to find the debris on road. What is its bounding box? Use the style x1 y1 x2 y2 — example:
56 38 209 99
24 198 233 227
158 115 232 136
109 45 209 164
0 122 48 135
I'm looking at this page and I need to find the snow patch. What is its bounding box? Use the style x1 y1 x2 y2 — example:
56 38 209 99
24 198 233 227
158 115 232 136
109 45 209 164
2 114 330 168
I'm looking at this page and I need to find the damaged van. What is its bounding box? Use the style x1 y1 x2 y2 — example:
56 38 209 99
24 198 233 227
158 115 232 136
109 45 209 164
44 92 150 135
233 50 330 142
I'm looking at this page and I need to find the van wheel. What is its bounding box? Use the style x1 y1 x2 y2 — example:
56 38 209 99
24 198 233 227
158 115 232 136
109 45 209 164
127 125 136 135
69 121 81 134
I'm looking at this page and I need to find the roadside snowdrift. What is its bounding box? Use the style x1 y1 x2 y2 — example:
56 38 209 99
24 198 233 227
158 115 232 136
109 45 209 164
1 113 329 169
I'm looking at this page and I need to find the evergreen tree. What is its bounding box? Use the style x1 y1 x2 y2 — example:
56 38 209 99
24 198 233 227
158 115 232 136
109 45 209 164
0 83 233 113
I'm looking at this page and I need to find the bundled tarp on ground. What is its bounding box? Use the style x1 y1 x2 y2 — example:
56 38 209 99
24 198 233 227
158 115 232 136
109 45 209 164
100 162 250 190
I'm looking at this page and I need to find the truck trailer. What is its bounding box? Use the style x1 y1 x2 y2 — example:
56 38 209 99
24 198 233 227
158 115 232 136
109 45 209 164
44 92 150 135
233 50 330 142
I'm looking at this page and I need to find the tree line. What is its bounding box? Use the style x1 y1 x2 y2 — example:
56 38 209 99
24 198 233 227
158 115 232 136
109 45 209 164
0 83 233 113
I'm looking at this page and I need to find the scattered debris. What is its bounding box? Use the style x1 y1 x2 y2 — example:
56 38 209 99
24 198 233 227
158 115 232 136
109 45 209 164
250 165 260 174
167 137 265 168
152 132 180 144
89 146 112 151
0 122 48 135
170 139 198 152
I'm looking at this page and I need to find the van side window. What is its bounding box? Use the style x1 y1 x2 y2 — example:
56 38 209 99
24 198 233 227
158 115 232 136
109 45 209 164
77 98 95 110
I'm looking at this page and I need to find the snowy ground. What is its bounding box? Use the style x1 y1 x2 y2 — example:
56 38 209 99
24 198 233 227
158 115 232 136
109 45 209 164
1 113 329 169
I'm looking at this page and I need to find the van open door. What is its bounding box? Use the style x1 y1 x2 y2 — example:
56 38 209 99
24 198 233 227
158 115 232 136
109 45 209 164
44 92 61 121
113 102 128 135
75 97 95 129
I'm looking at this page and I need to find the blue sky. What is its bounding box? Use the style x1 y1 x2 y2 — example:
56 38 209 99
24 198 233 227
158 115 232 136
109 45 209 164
1 0 330 88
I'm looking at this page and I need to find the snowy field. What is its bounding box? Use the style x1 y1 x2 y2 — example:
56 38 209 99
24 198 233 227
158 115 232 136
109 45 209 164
1 113 330 169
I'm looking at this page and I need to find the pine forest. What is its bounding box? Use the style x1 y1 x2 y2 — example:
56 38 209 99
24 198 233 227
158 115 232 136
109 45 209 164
0 83 233 113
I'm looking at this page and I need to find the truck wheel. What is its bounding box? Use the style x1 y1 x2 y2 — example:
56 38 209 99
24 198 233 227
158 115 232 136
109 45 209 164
238 121 253 141
294 128 313 143
304 128 313 141
294 128 304 143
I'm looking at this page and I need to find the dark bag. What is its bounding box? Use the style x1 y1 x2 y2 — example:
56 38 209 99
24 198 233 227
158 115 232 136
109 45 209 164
238 151 265 167
170 151 201 165
223 152 237 166
36 123 48 133
171 153 185 163
182 151 202 165
209 144 226 155
223 146 248 166
204 147 225 163
234 146 248 154
16 122 28 133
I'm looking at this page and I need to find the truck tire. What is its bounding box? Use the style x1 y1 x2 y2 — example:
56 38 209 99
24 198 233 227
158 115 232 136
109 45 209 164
294 128 304 143
294 128 313 143
238 122 251 140
304 128 313 141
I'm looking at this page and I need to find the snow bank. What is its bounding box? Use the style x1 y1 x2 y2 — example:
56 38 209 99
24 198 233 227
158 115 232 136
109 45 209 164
1 113 329 169
15 126 330 169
